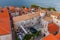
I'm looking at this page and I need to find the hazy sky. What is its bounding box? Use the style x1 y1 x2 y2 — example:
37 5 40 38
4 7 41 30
0 0 60 11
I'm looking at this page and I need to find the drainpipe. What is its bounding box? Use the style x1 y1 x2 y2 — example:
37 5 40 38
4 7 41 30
20 25 28 34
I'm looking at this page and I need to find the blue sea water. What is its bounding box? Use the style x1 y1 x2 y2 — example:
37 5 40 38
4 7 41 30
0 0 60 11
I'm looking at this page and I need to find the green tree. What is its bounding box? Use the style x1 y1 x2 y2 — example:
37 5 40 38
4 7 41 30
31 4 39 9
47 7 56 11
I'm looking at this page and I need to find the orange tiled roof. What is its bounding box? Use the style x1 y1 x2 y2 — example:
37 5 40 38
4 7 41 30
0 8 11 35
43 34 57 40
55 34 60 40
44 16 52 21
9 6 15 12
24 8 29 13
41 10 46 13
48 23 59 34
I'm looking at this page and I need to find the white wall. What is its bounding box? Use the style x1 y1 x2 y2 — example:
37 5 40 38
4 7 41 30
41 19 50 36
40 12 46 18
53 18 60 27
50 15 58 19
0 34 12 40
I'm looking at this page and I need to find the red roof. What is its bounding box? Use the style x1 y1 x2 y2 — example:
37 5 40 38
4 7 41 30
55 34 60 40
43 34 57 40
48 23 59 34
9 6 15 12
0 8 11 35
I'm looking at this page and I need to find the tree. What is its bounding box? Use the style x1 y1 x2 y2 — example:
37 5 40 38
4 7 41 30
31 4 39 9
47 7 56 11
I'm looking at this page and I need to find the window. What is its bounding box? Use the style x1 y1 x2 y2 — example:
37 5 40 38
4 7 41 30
56 21 58 23
54 31 58 35
0 10 3 13
43 34 46 37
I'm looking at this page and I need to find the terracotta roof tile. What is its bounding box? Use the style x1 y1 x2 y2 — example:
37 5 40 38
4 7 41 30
9 6 15 12
43 34 57 40
0 9 11 35
55 34 60 40
48 23 59 34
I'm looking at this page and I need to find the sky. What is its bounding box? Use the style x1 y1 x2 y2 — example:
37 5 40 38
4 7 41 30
0 0 60 11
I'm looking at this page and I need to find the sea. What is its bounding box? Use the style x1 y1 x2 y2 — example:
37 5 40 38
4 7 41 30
0 0 60 11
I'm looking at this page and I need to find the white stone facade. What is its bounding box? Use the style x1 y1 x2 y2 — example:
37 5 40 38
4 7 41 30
0 34 12 40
